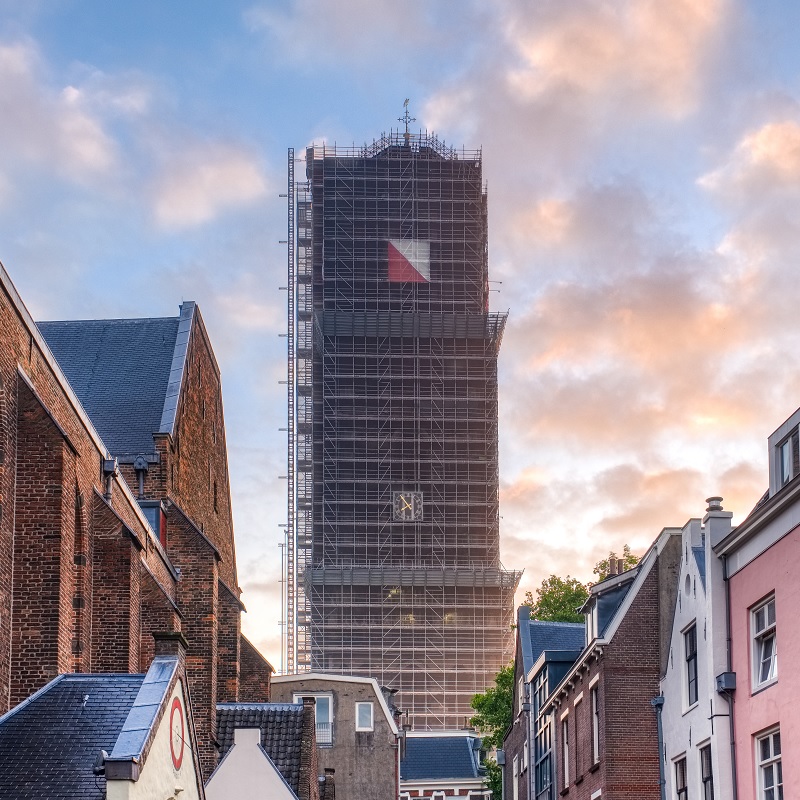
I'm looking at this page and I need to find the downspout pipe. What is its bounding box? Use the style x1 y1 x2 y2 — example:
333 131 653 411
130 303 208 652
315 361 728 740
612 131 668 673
651 695 666 800
722 554 739 800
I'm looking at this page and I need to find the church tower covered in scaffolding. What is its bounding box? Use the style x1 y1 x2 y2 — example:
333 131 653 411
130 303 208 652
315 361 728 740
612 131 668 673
284 119 520 728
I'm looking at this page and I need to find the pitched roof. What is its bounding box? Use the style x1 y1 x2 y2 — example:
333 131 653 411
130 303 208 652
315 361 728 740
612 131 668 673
217 703 306 794
401 736 482 781
517 607 585 675
0 674 145 800
37 304 194 459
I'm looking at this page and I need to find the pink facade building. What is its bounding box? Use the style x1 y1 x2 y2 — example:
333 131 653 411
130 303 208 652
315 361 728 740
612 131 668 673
713 407 800 800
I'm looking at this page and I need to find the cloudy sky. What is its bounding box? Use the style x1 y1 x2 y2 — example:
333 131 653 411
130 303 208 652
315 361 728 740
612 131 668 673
3 0 800 670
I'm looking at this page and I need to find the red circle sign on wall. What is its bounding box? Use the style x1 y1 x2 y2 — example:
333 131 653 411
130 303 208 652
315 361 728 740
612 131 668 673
170 697 185 770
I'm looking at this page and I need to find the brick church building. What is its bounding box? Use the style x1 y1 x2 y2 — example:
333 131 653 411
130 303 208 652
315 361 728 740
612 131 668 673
0 263 272 778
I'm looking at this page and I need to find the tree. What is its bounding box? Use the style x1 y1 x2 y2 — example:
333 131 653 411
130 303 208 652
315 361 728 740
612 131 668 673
469 663 514 798
523 575 589 623
482 759 502 799
592 544 640 582
469 662 514 750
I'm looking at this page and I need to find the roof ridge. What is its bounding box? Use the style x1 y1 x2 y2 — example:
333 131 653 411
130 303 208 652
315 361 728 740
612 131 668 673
38 315 181 325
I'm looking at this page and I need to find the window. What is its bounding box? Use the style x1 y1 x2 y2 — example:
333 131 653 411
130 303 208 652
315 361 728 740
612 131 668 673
752 596 777 688
591 687 600 765
685 624 698 706
355 701 373 731
700 744 714 800
562 718 570 789
512 755 519 800
779 439 792 486
757 729 782 800
675 757 687 800
293 693 333 744
574 700 582 777
518 676 524 714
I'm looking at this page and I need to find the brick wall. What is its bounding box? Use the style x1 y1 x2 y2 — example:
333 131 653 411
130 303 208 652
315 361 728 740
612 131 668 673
502 636 528 800
239 635 273 702
10 382 75 705
551 549 677 800
166 501 220 779
0 274 272 784
217 584 242 703
0 275 177 714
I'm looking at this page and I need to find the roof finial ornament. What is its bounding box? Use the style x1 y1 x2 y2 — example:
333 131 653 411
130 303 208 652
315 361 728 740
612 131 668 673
399 99 416 146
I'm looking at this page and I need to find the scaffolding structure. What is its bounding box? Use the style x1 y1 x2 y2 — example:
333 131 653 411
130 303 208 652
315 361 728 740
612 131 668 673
284 130 520 729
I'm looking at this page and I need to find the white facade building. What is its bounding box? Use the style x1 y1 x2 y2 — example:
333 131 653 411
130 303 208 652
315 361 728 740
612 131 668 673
659 500 734 800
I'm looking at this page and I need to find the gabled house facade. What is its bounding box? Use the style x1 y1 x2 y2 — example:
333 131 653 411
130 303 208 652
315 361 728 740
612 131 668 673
713 405 800 800
0 633 205 800
271 673 401 800
501 609 584 800
659 500 734 800
209 698 324 800
540 528 681 800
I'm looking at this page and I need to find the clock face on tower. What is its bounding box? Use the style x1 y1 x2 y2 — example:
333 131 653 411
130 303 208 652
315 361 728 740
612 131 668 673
170 696 185 770
393 491 423 521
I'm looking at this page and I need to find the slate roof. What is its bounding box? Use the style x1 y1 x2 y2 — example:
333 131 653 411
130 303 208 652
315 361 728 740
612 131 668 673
217 703 306 794
0 673 145 800
518 607 585 675
38 314 186 458
401 736 481 781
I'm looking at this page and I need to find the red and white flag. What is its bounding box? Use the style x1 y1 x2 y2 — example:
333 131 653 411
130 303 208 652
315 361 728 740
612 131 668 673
388 239 430 283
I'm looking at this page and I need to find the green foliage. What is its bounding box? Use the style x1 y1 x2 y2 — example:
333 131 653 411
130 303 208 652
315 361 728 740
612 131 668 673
523 575 589 623
593 544 640 582
483 758 502 798
469 662 514 750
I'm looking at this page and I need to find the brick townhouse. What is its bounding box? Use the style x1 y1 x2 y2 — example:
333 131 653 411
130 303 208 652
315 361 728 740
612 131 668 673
0 262 272 779
540 528 681 800
502 609 585 800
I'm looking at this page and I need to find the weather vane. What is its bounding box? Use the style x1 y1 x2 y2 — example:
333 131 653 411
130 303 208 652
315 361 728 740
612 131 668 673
399 99 415 145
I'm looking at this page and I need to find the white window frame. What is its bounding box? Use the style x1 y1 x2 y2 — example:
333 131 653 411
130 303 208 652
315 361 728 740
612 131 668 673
684 622 698 708
591 686 600 765
518 675 524 715
752 596 777 690
355 701 374 731
674 756 687 800
562 716 570 789
293 692 334 744
574 699 582 778
779 438 792 486
756 728 782 800
512 754 519 800
699 742 714 800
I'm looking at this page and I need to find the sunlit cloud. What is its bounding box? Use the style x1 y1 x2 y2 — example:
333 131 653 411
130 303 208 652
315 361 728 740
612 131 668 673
0 39 118 184
153 145 267 229
505 0 725 118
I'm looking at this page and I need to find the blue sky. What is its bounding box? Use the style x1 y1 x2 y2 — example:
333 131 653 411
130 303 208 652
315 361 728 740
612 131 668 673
4 0 800 669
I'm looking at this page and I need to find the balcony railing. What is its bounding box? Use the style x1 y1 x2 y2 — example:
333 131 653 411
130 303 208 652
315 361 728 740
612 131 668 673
316 722 333 745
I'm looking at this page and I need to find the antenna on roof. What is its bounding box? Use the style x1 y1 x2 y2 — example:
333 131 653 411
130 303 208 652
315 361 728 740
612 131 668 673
398 99 415 146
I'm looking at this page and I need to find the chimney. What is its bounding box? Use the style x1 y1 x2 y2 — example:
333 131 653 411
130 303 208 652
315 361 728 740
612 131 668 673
703 496 733 548
152 631 189 667
299 697 319 800
608 556 618 577
320 768 335 800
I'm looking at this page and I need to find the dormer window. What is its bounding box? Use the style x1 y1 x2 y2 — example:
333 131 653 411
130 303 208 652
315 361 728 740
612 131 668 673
138 499 167 548
779 438 792 486
768 415 800 495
